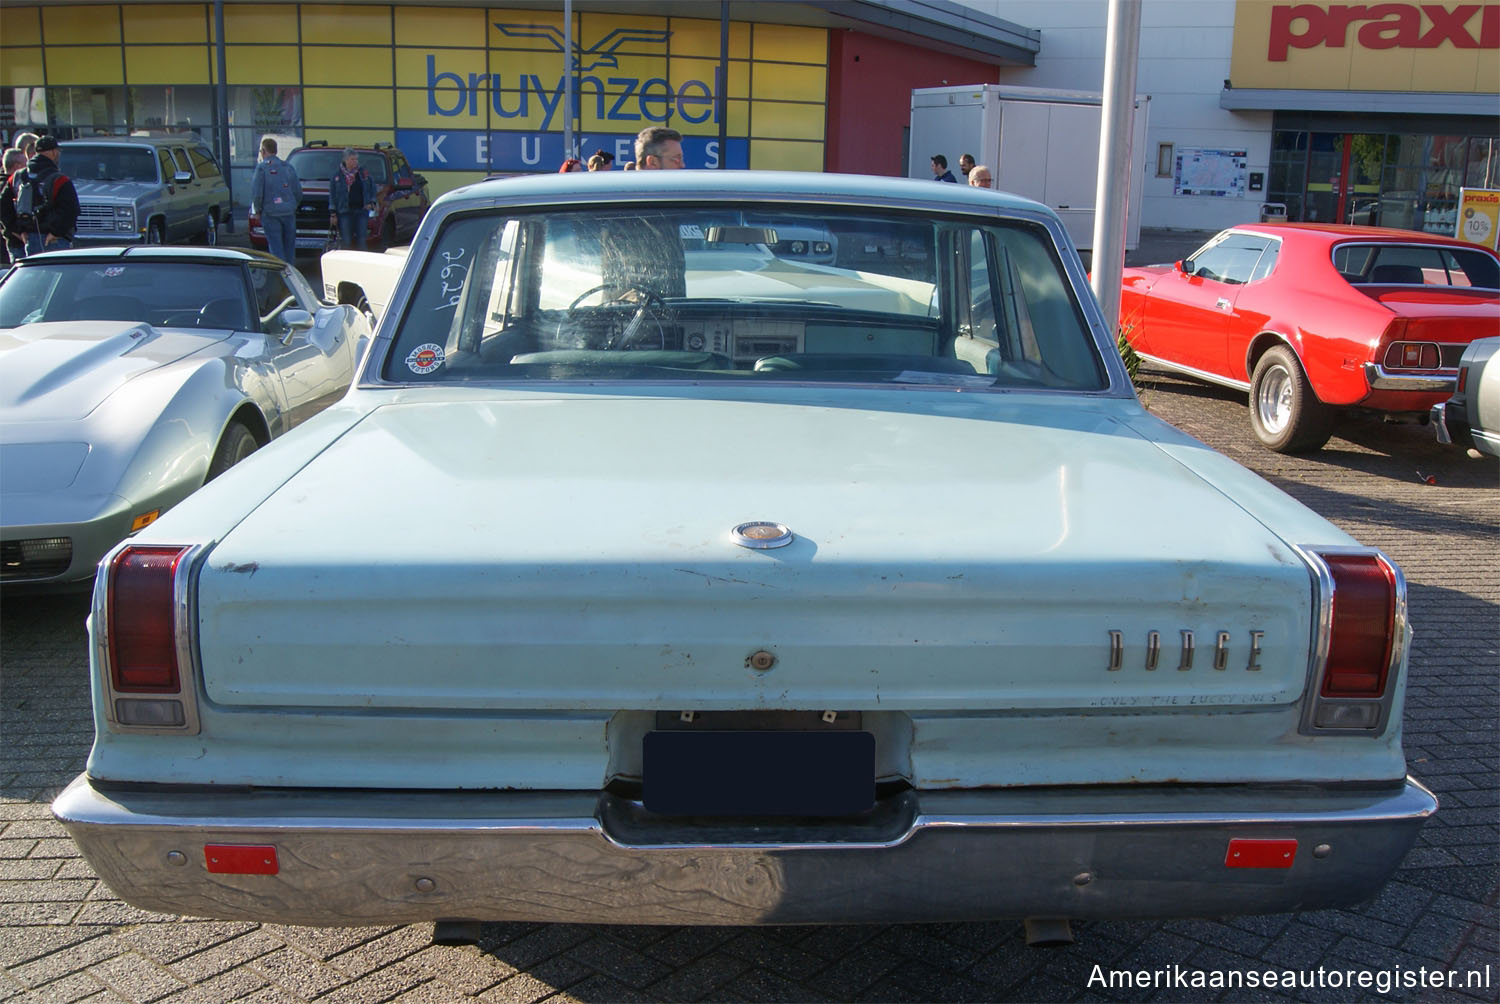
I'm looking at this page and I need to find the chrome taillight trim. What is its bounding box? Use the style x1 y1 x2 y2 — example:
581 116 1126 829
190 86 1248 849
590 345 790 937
1293 545 1407 737
95 542 206 736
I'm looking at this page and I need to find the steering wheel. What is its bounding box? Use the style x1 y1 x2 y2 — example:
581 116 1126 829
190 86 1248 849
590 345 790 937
562 283 667 350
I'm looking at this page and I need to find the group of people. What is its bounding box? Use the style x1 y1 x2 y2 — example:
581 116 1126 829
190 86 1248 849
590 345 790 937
249 136 380 263
0 131 81 264
931 152 993 189
559 127 687 174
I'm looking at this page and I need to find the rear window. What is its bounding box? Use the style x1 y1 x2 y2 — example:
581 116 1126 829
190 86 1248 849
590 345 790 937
1333 243 1500 289
63 145 158 184
379 203 1107 392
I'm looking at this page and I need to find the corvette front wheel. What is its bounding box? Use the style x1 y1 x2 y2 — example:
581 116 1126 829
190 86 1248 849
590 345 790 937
1249 345 1333 453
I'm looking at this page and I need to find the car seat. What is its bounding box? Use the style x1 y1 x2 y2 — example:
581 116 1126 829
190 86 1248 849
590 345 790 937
197 297 249 329
1369 264 1424 285
69 295 147 321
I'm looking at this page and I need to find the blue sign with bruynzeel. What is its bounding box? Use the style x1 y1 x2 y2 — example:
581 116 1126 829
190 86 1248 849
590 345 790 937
395 130 748 173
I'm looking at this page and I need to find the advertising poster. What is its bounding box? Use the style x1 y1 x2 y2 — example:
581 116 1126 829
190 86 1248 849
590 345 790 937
1173 149 1249 198
1456 189 1500 250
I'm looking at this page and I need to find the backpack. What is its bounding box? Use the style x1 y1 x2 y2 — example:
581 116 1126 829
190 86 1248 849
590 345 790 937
14 171 66 224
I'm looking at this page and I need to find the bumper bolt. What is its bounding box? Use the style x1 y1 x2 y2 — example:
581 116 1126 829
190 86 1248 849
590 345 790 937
748 650 776 671
165 851 187 867
1072 871 1093 886
415 877 436 893
1313 844 1332 859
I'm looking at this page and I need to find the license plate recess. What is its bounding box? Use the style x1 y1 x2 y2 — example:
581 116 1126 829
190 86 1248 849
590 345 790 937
643 730 875 817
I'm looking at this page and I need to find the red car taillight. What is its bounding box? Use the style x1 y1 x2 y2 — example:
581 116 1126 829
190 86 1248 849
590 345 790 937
1383 342 1441 369
103 545 200 731
1320 553 1396 698
1302 548 1403 733
108 546 188 692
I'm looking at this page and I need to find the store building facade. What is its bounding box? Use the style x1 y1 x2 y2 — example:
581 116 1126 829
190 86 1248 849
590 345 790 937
1 0 1495 235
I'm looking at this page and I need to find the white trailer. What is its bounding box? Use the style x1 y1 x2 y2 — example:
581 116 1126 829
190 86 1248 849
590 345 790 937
908 84 1149 252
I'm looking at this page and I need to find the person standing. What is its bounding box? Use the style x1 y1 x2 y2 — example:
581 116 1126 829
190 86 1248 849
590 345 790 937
14 132 38 160
328 148 377 251
635 127 685 169
19 136 79 255
968 164 993 189
930 154 957 183
250 136 301 262
958 153 975 179
0 147 29 263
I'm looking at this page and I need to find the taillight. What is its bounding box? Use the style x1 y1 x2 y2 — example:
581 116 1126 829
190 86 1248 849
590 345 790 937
1457 365 1469 393
1300 548 1404 733
1383 342 1440 369
1320 553 1396 698
108 546 187 692
102 544 200 732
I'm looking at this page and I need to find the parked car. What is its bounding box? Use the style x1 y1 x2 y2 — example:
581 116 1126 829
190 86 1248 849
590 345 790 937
248 141 429 255
62 135 231 246
1432 334 1500 457
1119 223 1500 452
54 174 1434 931
0 246 370 589
321 245 411 329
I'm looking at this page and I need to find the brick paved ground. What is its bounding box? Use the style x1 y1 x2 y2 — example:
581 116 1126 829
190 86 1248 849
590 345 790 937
3 366 1497 1003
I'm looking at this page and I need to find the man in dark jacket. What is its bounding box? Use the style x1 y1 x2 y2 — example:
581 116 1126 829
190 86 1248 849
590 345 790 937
328 148 377 250
930 154 957 183
0 146 29 262
12 136 80 255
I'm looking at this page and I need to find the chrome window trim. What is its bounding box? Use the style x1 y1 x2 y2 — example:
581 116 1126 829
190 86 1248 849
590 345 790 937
1292 544 1407 737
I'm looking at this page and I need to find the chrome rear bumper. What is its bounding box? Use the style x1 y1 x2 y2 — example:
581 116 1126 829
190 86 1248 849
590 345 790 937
1362 362 1456 392
54 775 1435 926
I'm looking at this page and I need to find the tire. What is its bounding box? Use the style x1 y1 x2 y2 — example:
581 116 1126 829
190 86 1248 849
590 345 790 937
203 211 218 246
1249 345 1333 453
145 219 165 245
206 421 258 482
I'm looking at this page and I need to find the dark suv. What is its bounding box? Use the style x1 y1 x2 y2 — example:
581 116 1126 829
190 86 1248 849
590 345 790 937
249 141 430 254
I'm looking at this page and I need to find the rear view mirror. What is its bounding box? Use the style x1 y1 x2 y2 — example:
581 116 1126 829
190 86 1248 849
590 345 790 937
1177 258 1193 275
707 226 778 245
174 171 192 185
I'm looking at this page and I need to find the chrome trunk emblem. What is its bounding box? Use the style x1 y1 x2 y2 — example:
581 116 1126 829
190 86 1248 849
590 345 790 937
731 522 793 549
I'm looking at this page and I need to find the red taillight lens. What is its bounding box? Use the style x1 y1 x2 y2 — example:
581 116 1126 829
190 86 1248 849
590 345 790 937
1321 553 1396 698
108 546 188 693
1457 366 1469 393
1384 342 1440 369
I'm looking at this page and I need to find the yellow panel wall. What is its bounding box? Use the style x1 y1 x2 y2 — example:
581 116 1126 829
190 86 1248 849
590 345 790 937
0 48 45 87
302 46 394 88
225 45 301 84
122 5 207 45
1 5 42 46
220 5 299 44
304 87 396 129
43 5 120 44
45 46 124 85
750 138 823 172
396 6 487 48
126 46 210 86
301 5 391 45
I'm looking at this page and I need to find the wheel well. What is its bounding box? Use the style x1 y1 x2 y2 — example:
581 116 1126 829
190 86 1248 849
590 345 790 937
335 281 368 307
1246 333 1295 377
225 403 270 447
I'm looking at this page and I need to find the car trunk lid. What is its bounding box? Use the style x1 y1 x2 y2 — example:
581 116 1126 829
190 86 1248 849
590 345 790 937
194 392 1317 719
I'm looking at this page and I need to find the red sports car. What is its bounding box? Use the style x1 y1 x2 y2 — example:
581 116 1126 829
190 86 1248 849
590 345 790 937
1119 223 1500 452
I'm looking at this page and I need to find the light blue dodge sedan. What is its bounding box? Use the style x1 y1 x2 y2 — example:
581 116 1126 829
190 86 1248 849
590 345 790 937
54 172 1434 932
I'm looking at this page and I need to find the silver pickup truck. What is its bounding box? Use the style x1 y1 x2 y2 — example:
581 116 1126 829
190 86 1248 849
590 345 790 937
63 135 230 246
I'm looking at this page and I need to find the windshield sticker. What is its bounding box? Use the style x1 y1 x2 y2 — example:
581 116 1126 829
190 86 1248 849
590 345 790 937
432 248 467 313
678 224 704 239
103 267 125 277
406 343 446 375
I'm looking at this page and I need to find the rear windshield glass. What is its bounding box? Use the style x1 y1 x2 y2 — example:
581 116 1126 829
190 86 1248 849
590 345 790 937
0 262 251 329
379 205 1107 391
62 145 158 184
1333 243 1500 289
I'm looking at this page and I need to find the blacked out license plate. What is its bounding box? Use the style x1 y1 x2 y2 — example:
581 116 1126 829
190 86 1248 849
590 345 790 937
642 730 876 817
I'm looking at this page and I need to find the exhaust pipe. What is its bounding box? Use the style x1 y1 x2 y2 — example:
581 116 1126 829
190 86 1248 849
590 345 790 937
1024 917 1074 948
432 919 483 946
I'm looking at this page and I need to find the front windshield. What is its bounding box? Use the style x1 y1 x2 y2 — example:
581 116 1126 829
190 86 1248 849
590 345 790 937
0 262 252 329
62 145 158 183
381 204 1106 391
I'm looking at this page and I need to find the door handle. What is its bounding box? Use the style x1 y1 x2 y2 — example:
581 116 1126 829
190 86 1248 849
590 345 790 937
1215 297 1232 311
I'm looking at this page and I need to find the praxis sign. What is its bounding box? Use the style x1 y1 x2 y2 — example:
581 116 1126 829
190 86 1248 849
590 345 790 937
1267 3 1500 60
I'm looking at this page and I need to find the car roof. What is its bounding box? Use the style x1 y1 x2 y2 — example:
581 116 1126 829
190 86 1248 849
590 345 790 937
1235 221 1495 251
434 169 1052 216
12 246 280 266
60 135 208 149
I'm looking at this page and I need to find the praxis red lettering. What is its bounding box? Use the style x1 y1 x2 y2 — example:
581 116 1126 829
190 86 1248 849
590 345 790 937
1267 3 1499 60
